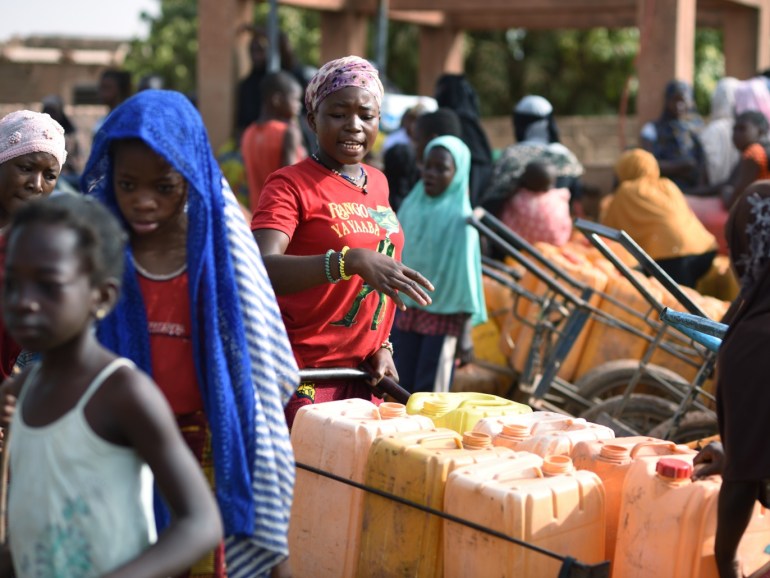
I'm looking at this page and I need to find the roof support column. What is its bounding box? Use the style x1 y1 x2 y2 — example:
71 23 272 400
636 0 696 125
758 0 770 72
197 0 253 151
417 26 464 97
319 11 369 62
724 5 760 80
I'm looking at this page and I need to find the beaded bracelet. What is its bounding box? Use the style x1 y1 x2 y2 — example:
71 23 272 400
380 339 394 356
324 249 339 284
338 246 353 281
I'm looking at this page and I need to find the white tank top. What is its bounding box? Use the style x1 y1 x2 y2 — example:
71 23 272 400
8 358 155 578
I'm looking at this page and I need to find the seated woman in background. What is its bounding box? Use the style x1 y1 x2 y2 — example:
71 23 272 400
640 80 707 195
699 77 741 187
499 160 572 247
602 148 717 288
483 95 583 215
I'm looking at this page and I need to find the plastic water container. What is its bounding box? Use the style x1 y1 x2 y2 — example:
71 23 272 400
356 429 514 578
406 391 531 434
571 437 695 573
510 249 608 383
613 454 770 577
444 454 606 578
512 419 616 457
575 272 663 379
473 410 570 439
289 399 435 578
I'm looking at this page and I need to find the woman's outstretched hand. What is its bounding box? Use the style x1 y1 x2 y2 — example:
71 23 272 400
345 248 434 311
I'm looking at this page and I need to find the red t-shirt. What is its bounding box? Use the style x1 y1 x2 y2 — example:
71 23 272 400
251 157 404 369
136 270 204 415
240 120 307 210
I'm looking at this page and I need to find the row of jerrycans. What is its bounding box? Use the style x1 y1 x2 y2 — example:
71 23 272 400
288 393 770 578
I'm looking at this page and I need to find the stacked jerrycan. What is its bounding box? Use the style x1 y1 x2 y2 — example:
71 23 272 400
406 391 531 434
509 246 609 383
574 269 664 379
356 429 513 578
473 410 615 457
612 452 770 577
571 436 696 572
288 399 434 578
443 452 606 577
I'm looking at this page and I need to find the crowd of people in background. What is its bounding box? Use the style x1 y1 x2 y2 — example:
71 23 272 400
1 18 770 577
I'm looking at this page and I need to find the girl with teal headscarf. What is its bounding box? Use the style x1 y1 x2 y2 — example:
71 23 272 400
393 135 486 393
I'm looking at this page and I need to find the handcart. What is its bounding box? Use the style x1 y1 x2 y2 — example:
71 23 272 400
573 218 721 442
467 208 722 442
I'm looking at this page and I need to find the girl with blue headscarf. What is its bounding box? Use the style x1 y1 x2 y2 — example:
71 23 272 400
81 90 298 578
394 135 487 393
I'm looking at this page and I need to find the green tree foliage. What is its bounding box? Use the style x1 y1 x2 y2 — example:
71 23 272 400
123 0 198 94
454 27 720 117
124 0 724 118
252 4 321 70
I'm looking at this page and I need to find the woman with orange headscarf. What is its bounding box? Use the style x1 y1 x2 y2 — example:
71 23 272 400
602 148 717 287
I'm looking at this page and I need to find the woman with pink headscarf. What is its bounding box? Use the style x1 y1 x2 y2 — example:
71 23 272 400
0 109 67 378
251 55 433 427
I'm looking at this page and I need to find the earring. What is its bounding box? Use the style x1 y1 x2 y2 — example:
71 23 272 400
95 308 107 320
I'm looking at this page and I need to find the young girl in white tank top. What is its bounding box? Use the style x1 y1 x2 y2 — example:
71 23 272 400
0 194 222 578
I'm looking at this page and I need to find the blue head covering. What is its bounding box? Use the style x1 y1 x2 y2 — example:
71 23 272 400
397 135 486 324
82 90 298 577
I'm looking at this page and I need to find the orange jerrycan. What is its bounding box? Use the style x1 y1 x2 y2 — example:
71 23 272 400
288 399 434 578
513 419 616 457
444 454 606 578
613 455 770 578
571 437 695 574
406 391 531 434
575 270 663 379
357 429 514 578
472 410 569 439
473 412 614 455
511 249 608 383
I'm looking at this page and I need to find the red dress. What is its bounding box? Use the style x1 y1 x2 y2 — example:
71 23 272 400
136 269 225 578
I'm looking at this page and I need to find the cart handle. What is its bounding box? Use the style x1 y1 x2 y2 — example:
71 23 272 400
659 308 726 353
298 368 411 405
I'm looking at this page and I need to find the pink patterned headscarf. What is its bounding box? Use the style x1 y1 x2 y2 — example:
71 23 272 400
305 55 384 112
0 110 67 169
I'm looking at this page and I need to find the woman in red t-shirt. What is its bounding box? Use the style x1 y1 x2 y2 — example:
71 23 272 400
252 56 434 428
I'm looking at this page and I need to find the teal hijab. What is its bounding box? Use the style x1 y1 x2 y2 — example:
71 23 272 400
398 135 487 325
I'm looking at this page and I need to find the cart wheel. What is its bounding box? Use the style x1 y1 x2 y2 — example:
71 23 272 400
570 359 689 413
648 411 719 444
579 393 679 437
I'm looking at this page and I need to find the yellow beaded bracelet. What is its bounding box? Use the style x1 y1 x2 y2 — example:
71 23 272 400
338 246 353 281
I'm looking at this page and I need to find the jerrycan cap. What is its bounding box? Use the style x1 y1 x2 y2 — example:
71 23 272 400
656 458 693 480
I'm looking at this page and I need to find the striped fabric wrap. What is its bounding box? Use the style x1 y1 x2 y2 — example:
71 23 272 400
82 89 298 578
